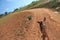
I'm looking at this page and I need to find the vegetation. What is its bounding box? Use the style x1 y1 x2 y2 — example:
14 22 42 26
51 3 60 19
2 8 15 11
5 12 8 16
19 1 40 11
0 12 9 18
0 14 4 18
17 0 60 11
13 8 19 12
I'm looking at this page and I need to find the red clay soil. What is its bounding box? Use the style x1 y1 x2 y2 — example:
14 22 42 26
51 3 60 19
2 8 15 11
0 8 60 40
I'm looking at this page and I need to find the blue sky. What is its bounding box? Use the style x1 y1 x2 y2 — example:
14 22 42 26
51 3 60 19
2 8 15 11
0 0 35 14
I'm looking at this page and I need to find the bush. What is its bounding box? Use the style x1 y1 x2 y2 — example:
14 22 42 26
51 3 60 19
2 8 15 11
0 14 4 18
14 8 19 12
5 12 8 16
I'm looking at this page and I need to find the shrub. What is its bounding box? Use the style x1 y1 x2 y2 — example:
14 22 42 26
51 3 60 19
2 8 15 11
0 14 4 18
14 8 19 12
5 12 8 16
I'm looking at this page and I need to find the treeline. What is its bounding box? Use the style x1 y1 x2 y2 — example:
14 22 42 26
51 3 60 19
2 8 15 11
0 12 9 18
13 1 40 12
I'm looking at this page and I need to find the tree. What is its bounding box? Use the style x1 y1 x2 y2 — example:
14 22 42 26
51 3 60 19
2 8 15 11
0 14 4 18
5 12 8 16
14 8 18 12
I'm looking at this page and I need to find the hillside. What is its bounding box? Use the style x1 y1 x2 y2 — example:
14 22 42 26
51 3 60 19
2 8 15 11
0 8 60 40
0 0 60 40
17 0 60 12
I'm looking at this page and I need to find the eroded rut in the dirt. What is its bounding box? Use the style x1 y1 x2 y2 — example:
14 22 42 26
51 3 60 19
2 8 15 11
37 17 49 40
